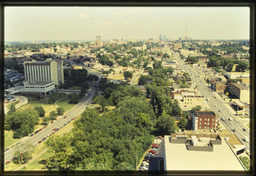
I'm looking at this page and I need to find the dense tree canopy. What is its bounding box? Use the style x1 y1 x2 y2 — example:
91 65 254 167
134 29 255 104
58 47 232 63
5 108 39 138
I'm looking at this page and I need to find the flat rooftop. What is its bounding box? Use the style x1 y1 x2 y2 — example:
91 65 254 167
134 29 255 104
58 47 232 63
196 111 215 116
24 82 54 85
173 130 244 149
230 83 249 90
164 135 246 171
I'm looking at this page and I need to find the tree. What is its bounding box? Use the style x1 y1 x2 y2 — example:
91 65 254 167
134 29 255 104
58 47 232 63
46 133 73 171
68 93 79 104
177 117 188 130
190 105 202 113
80 82 90 97
156 111 176 135
34 106 45 117
153 61 162 69
239 156 250 171
57 107 65 115
162 53 170 59
8 103 16 115
172 100 181 116
123 71 133 80
5 108 39 138
49 111 58 120
93 95 109 111
136 113 153 131
138 75 151 85
43 116 50 123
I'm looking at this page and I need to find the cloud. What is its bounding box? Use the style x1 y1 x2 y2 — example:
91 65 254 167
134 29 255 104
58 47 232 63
101 21 114 25
79 14 88 18
125 7 148 15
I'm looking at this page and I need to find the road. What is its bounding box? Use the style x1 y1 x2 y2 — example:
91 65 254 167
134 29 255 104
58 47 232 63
171 51 250 151
4 88 96 164
4 96 28 115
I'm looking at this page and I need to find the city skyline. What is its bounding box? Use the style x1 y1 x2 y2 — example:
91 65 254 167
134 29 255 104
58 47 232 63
5 7 250 41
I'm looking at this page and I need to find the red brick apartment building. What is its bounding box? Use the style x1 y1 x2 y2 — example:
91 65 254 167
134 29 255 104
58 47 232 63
192 111 216 131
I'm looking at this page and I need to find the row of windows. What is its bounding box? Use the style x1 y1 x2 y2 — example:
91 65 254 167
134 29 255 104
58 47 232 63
199 118 214 121
25 65 51 82
199 122 215 125
199 126 210 129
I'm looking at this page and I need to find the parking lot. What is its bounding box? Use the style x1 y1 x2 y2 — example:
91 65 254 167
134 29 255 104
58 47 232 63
138 136 165 172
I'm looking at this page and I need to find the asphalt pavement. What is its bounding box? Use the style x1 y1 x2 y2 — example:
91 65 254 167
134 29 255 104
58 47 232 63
4 88 96 164
171 52 250 151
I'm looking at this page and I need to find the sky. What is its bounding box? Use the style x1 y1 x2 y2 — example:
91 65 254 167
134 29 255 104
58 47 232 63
5 7 250 41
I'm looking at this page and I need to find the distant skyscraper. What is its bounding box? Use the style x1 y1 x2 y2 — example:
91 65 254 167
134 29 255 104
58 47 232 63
96 36 101 45
159 34 162 41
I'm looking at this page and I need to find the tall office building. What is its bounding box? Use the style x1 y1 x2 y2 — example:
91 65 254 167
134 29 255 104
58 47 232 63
159 34 162 41
23 58 64 86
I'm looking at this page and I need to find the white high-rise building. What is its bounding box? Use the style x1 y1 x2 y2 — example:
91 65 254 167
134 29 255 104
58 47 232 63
23 58 64 86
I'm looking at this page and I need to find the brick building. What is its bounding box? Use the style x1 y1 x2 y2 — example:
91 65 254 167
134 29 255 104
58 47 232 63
210 79 227 93
192 111 216 131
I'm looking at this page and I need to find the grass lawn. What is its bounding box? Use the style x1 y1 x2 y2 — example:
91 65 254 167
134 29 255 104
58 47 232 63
19 149 52 171
5 93 77 150
4 160 22 170
15 113 79 171
4 130 20 148
107 74 124 80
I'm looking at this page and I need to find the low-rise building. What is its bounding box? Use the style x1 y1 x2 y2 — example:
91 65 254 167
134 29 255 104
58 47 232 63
192 111 216 131
173 90 206 110
210 79 227 93
228 83 250 104
164 132 246 171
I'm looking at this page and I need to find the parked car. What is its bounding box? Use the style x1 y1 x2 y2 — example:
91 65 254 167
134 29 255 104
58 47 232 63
244 136 249 142
38 141 42 144
64 116 67 119
30 134 34 137
63 123 67 126
243 128 247 131
5 161 10 165
4 148 10 152
39 128 43 131
71 118 74 121
20 153 24 155
53 128 57 131
149 150 156 154
50 121 54 124
42 137 46 141
35 130 39 134
232 129 236 132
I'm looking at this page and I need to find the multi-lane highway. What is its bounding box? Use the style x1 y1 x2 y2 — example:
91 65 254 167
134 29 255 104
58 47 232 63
4 88 96 164
171 52 250 151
